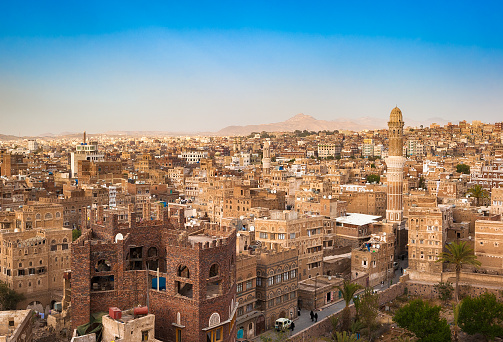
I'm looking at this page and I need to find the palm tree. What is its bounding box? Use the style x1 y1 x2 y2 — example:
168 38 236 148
437 241 481 302
466 184 489 206
337 280 363 331
452 302 461 342
333 331 358 342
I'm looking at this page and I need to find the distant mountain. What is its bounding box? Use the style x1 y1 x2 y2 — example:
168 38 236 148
0 134 23 141
216 113 388 136
0 114 456 139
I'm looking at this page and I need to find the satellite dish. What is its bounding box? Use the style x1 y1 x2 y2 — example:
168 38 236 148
114 233 124 243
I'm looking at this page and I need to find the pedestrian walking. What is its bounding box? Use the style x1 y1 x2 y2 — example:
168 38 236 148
290 322 295 332
400 267 403 274
297 307 301 316
314 312 318 322
310 310 314 322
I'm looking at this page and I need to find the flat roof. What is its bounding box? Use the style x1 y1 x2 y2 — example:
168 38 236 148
335 213 381 226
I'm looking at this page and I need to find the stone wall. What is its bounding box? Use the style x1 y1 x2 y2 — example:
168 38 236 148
287 307 354 342
406 281 503 301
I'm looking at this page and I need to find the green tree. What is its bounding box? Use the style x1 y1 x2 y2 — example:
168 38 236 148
456 164 470 174
453 302 461 342
458 292 503 341
393 299 451 342
366 174 380 183
358 288 379 340
72 229 82 241
333 331 358 342
466 184 489 206
436 241 481 302
418 177 426 189
434 281 454 303
0 281 25 310
336 281 363 331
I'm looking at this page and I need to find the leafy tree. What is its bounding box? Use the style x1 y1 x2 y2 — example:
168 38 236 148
366 174 380 183
393 299 451 342
358 288 379 339
466 184 489 206
458 292 503 341
456 164 470 174
327 156 335 160
434 281 454 303
436 241 481 302
418 177 426 189
72 229 82 241
0 281 25 310
370 163 376 168
337 280 363 331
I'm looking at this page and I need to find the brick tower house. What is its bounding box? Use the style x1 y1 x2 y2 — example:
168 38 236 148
71 206 237 342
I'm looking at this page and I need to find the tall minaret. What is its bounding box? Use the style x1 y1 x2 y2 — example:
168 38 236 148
385 107 405 223
262 140 271 175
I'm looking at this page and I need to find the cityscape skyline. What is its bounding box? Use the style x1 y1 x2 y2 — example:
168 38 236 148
1 1 503 136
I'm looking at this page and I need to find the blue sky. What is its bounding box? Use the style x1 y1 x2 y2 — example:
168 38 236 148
1 1 502 135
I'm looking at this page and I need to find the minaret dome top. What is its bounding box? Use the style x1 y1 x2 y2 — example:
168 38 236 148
389 106 403 123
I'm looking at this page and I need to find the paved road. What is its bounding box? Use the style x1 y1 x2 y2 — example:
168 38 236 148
254 257 408 340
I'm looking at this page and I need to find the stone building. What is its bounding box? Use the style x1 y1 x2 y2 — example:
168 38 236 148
255 248 298 330
475 220 503 273
351 233 394 287
236 253 259 340
222 185 285 219
254 211 324 280
71 207 237 342
471 159 503 190
490 187 503 215
334 213 380 248
407 205 452 280
101 310 161 342
338 190 386 217
0 222 71 311
0 309 33 342
297 275 344 311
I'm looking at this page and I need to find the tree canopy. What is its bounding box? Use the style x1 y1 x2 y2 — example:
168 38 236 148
0 281 25 310
393 299 451 342
458 292 503 340
456 163 470 174
366 174 380 183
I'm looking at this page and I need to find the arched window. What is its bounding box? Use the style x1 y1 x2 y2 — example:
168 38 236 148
44 213 53 220
209 313 220 327
209 264 219 278
55 212 61 218
177 265 190 278
36 213 41 220
96 259 111 272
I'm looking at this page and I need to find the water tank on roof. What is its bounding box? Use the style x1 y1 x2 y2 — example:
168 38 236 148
134 306 149 316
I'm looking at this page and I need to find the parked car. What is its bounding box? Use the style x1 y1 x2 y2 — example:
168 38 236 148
393 261 399 270
275 318 292 331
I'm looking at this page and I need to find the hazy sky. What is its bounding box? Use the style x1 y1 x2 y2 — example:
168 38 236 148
1 1 502 136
